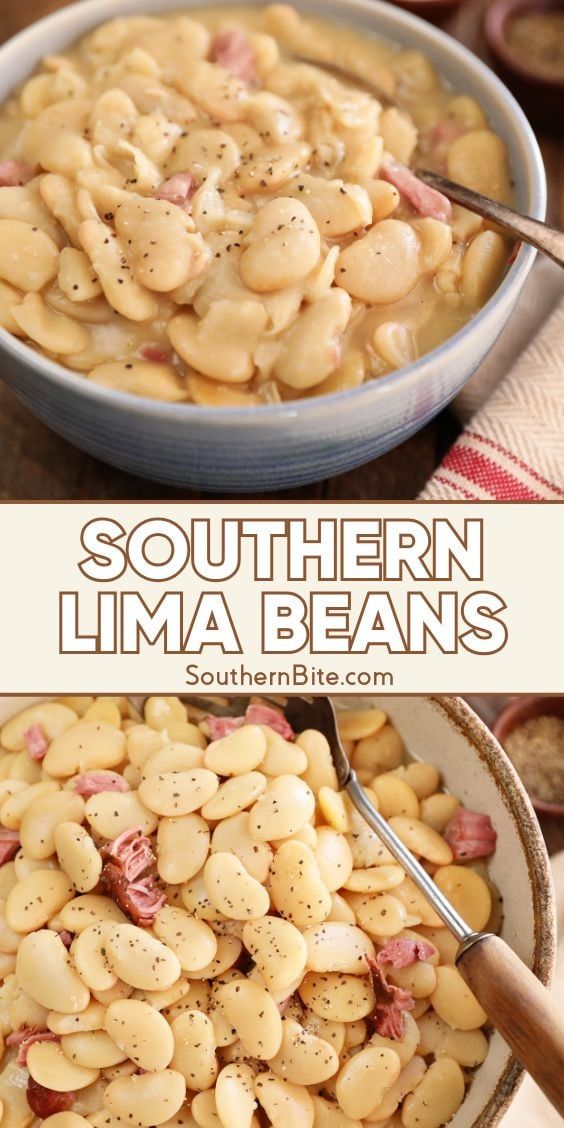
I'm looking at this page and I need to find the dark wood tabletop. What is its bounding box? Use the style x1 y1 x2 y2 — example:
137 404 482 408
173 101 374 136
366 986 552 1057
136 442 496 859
0 0 562 502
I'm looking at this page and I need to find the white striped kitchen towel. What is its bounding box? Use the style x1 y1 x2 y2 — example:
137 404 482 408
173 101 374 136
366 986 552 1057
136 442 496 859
421 289 564 501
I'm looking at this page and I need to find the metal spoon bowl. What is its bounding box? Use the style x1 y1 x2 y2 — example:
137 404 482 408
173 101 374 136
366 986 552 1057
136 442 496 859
291 52 403 109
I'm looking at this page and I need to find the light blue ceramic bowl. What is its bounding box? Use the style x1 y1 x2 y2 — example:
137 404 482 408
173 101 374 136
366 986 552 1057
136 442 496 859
0 0 546 492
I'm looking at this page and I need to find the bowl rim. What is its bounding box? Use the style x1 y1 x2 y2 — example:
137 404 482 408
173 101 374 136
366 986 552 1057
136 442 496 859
484 0 564 91
432 694 556 1125
0 0 547 427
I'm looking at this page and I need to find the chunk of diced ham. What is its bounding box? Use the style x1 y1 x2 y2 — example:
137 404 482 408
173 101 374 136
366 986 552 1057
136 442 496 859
211 29 256 83
0 160 34 187
23 724 48 761
7 1027 60 1066
376 938 435 969
101 826 154 882
102 861 133 916
27 1077 75 1118
6 1027 34 1048
139 345 171 363
0 828 20 866
73 771 131 798
444 809 497 861
102 863 165 927
244 704 295 741
206 704 295 742
367 958 414 1040
206 716 245 740
380 158 452 223
126 877 167 925
58 930 74 949
431 120 466 147
154 172 195 209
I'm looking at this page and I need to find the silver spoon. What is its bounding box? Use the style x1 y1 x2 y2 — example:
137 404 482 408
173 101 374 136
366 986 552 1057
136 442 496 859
293 55 564 268
292 53 403 109
418 169 564 269
185 692 564 1116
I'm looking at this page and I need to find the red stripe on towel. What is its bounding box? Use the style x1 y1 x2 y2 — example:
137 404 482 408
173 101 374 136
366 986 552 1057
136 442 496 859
465 431 564 497
441 446 544 500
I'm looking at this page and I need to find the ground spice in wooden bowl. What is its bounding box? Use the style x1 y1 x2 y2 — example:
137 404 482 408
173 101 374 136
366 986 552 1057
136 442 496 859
506 11 564 81
484 0 564 133
504 715 564 806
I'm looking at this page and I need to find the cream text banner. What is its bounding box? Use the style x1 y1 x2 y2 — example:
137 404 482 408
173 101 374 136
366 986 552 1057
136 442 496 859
0 503 561 694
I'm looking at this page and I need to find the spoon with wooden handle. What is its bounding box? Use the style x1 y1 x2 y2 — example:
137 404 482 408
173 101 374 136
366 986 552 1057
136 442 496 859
284 695 564 1117
185 692 564 1117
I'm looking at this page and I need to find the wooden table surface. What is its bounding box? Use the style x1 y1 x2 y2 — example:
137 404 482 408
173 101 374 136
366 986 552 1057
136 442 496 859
0 0 562 501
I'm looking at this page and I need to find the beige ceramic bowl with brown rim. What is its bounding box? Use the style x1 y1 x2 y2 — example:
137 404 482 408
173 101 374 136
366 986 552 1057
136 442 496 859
0 694 555 1126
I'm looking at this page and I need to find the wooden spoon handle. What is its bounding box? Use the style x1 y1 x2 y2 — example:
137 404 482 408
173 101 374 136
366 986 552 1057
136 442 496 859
457 934 564 1115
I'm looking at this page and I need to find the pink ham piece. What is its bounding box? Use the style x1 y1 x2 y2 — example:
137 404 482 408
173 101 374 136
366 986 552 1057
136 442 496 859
6 1026 34 1049
206 716 245 740
380 158 452 223
23 724 48 761
367 958 415 1040
103 863 165 927
0 160 34 187
206 705 295 742
101 826 155 882
432 120 466 147
58 930 74 949
444 809 497 861
125 876 167 926
211 29 256 83
429 122 466 172
376 937 435 970
74 771 131 799
0 828 20 866
139 345 171 363
154 172 196 209
7 1028 60 1066
101 826 164 926
244 704 295 741
27 1078 75 1118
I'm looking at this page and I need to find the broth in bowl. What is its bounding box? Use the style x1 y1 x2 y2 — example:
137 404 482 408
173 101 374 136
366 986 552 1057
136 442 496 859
0 5 513 406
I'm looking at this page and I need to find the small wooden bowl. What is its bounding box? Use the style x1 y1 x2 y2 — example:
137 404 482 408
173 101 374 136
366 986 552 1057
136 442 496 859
484 0 564 133
493 696 564 816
